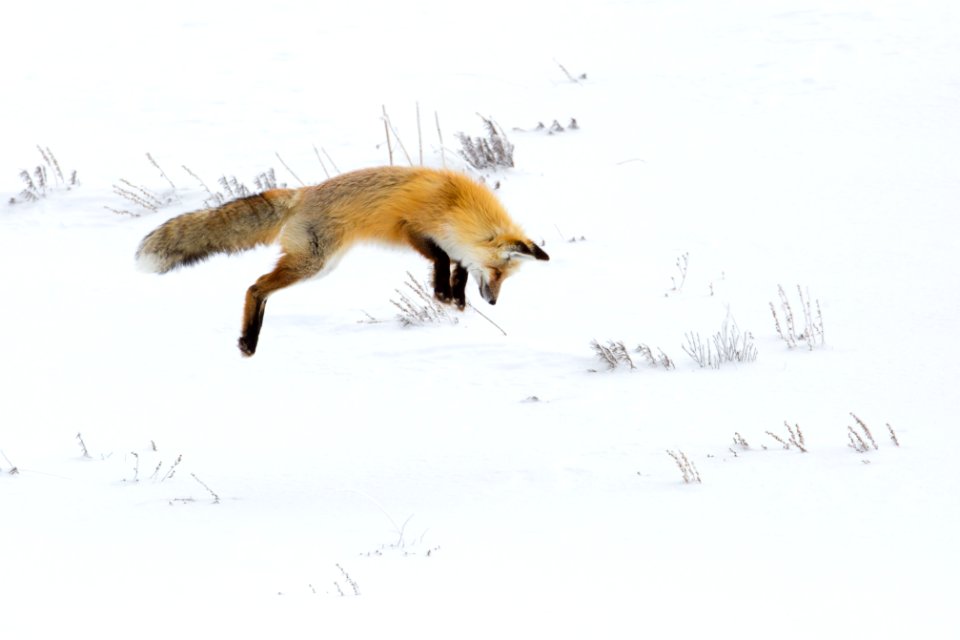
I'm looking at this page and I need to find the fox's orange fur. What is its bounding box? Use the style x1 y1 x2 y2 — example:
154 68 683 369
136 166 548 356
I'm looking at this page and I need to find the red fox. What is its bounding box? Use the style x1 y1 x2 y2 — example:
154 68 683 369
136 166 549 356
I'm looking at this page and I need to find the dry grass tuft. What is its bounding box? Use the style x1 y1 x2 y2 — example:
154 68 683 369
770 284 824 350
682 315 757 369
765 421 807 453
666 450 702 484
668 252 689 294
847 412 879 453
590 340 674 371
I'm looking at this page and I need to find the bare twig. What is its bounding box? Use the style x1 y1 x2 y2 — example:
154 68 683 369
191 473 221 504
275 152 305 186
848 426 870 453
1 449 19 475
162 454 183 481
886 423 900 447
147 153 178 195
76 433 91 459
554 59 586 83
416 102 423 166
181 165 215 196
766 431 789 449
313 145 331 179
381 106 413 166
435 111 446 169
669 253 689 293
850 413 878 450
466 302 508 337
382 105 394 165
321 147 340 174
128 452 140 482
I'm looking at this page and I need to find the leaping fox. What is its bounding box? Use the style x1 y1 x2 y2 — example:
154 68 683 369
136 166 549 356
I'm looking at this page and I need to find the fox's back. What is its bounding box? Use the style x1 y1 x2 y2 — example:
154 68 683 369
289 167 516 248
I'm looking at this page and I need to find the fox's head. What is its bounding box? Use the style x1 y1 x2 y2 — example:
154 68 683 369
468 238 550 305
439 174 550 305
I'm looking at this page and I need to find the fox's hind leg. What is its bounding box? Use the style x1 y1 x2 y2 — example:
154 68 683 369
239 252 324 356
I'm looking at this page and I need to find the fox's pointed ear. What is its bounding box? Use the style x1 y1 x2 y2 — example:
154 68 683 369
529 243 550 261
507 241 550 261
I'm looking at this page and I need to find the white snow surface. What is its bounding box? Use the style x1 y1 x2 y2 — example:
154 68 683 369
2 0 959 637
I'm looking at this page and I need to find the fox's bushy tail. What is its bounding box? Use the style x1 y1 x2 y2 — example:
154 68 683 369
136 189 297 273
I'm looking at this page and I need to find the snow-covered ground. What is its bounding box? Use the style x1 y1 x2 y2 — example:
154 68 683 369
2 0 958 636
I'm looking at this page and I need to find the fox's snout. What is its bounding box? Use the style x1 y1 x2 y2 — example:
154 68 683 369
479 280 497 305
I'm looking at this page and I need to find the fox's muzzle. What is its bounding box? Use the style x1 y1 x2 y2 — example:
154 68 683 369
479 280 497 305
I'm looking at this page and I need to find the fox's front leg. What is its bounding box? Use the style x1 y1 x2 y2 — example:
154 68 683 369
430 250 454 304
450 263 468 310
407 234 466 309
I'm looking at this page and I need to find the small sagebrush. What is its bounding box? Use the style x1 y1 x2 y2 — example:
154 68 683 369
76 432 91 459
9 146 78 205
391 272 458 327
456 116 514 170
591 340 634 370
107 155 286 216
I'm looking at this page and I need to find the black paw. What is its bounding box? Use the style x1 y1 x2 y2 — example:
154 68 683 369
238 336 257 357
